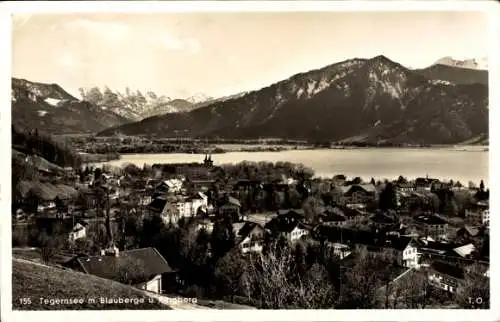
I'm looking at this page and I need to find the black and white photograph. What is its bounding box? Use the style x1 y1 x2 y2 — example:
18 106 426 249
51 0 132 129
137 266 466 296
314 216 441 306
3 1 499 321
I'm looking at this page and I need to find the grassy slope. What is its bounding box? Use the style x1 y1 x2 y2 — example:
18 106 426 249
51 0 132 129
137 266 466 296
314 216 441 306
12 259 171 310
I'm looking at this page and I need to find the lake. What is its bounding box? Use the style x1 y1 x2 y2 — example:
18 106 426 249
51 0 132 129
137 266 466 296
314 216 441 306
96 147 489 186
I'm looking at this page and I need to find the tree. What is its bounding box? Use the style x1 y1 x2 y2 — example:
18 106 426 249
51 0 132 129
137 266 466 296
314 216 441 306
456 264 490 309
352 177 362 185
397 175 408 184
211 218 236 261
339 250 389 309
214 248 247 300
479 180 485 192
370 178 376 185
37 230 62 264
85 87 103 104
115 257 149 285
242 240 336 309
74 237 94 255
78 87 87 100
379 182 398 211
123 163 141 177
302 196 324 224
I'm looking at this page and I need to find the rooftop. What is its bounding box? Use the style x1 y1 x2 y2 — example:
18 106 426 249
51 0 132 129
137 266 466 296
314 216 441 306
431 260 465 280
75 247 174 285
413 214 448 225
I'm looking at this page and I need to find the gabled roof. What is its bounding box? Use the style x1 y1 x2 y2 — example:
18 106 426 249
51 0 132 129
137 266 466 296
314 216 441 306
415 177 439 186
72 222 87 233
277 209 305 217
431 260 464 280
417 239 458 253
341 184 377 195
459 225 482 237
76 247 174 285
266 217 310 234
453 243 476 258
320 210 347 222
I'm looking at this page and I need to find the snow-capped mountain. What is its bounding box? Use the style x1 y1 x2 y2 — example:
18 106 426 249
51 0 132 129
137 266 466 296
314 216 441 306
434 56 488 70
11 78 129 134
99 55 488 145
186 93 214 104
79 87 213 121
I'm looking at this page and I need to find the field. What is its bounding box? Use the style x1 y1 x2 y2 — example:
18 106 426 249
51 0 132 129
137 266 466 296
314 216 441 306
12 259 171 310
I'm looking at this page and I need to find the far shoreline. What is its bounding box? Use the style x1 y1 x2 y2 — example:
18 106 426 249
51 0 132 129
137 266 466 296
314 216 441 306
83 144 488 158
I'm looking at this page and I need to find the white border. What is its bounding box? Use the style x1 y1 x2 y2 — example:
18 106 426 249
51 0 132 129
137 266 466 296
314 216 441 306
1 1 499 322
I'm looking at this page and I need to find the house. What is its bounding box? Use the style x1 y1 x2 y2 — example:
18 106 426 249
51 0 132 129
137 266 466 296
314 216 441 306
319 209 347 227
396 182 416 193
313 225 418 268
149 197 182 224
266 217 310 242
325 242 352 260
465 201 489 227
370 212 398 230
415 177 440 192
68 222 88 242
340 184 377 206
233 180 264 192
189 179 216 192
65 247 176 294
360 235 420 268
287 222 311 242
102 173 120 187
150 193 209 221
428 260 465 293
413 214 449 240
185 192 209 216
332 174 347 186
37 200 57 213
276 209 306 222
235 221 266 254
452 243 476 259
218 196 243 221
456 225 485 242
415 239 478 265
154 178 184 197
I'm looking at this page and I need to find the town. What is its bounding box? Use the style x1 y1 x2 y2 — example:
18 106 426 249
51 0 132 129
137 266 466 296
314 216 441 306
12 153 490 309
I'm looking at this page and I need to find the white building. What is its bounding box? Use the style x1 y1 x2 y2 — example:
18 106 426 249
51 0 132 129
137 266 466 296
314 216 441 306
465 201 489 227
288 223 310 242
68 223 87 242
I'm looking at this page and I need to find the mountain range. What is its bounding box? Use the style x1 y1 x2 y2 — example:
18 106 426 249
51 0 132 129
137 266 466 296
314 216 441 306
434 56 488 71
97 55 489 145
78 86 215 121
11 78 130 134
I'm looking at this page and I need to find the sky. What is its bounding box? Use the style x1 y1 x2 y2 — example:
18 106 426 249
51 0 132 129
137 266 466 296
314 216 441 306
12 11 489 99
